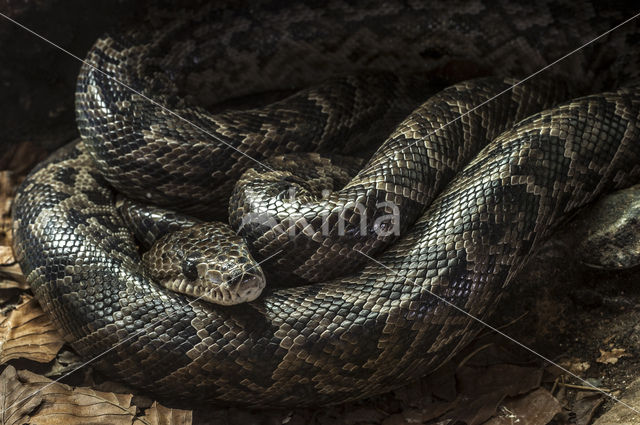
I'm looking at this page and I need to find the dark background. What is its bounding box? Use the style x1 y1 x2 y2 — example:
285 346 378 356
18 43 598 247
0 0 153 171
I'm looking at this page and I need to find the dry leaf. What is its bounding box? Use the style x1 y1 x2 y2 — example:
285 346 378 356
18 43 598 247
0 365 136 424
0 142 48 177
0 246 15 264
136 401 192 425
0 295 64 364
592 376 640 424
0 365 191 425
0 263 28 291
343 407 386 425
0 365 44 425
435 364 547 425
94 380 154 411
0 171 15 250
484 388 562 425
558 357 591 375
447 392 507 425
456 364 543 398
383 406 457 425
43 350 83 378
596 348 631 364
573 392 604 425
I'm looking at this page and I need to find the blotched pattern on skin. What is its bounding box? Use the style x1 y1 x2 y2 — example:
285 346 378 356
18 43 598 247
12 0 640 407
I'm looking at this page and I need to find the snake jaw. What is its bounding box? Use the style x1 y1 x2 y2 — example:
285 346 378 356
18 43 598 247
227 271 266 303
199 267 266 305
158 268 265 305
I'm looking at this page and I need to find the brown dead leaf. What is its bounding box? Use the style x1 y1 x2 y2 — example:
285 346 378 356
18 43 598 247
435 364 546 425
593 377 640 424
379 403 456 425
43 350 83 378
0 142 48 177
0 365 137 424
0 195 26 291
136 401 192 425
0 170 14 201
0 263 28 291
596 348 631 364
0 365 191 424
573 392 604 425
0 365 44 425
385 398 454 424
409 362 457 403
557 357 591 375
445 392 506 425
0 246 14 264
0 295 64 364
457 364 543 398
343 407 386 425
393 369 456 408
484 388 563 425
94 380 155 411
0 171 15 248
380 411 418 425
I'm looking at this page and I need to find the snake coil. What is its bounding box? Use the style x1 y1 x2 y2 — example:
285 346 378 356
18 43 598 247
12 1 640 407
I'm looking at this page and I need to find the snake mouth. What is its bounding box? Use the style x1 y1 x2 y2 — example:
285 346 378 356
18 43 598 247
160 270 265 305
230 273 266 303
192 269 266 305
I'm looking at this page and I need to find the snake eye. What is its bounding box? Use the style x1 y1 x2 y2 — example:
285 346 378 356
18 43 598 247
181 251 202 281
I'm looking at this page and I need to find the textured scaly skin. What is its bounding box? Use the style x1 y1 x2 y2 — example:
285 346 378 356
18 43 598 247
12 0 640 407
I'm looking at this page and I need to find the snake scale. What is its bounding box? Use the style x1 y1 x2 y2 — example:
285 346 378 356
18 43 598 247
11 0 640 407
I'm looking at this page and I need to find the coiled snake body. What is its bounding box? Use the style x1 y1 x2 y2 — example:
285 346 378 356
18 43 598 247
12 1 640 406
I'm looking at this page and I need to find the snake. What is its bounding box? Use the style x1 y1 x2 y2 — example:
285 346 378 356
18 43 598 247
11 0 640 407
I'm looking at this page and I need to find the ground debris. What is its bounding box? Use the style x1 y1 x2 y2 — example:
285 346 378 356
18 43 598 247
0 294 64 364
596 348 631 365
0 365 192 425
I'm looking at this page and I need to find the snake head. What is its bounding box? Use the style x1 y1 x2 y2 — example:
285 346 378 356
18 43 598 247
191 252 266 305
142 222 266 305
